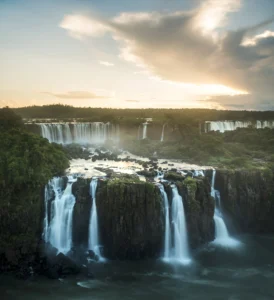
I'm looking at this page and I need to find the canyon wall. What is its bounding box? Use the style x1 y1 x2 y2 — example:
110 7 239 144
216 169 274 233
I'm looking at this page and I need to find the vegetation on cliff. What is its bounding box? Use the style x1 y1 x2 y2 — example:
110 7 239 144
122 127 274 169
0 108 69 269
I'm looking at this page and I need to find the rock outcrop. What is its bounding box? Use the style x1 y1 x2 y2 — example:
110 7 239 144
72 177 91 248
96 177 164 259
216 168 274 233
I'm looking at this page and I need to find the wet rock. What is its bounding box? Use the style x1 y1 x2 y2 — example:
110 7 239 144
96 179 164 259
49 253 80 277
216 169 274 233
87 250 96 260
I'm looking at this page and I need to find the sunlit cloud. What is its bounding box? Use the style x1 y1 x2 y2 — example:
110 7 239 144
60 15 109 39
125 99 140 103
242 30 274 46
99 61 114 67
194 0 241 35
44 91 109 99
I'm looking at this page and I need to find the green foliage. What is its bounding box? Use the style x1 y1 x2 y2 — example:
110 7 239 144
0 111 69 261
63 143 90 160
0 107 23 130
0 129 69 199
164 172 185 182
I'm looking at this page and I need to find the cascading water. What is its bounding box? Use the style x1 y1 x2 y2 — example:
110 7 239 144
171 185 191 264
160 124 166 142
38 122 119 144
43 183 51 243
142 123 148 139
211 170 239 247
88 178 103 260
205 120 274 133
159 185 171 260
43 176 76 253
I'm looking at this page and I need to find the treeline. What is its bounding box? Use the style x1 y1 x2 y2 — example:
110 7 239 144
14 104 274 122
0 108 69 263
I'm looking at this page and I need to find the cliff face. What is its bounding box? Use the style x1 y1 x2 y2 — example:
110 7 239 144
70 175 215 259
96 178 164 259
216 169 274 233
72 178 91 248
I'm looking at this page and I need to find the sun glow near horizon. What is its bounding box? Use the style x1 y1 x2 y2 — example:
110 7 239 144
0 0 273 110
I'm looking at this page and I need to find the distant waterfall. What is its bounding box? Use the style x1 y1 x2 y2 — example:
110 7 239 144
205 120 274 133
211 170 239 247
159 185 171 259
256 120 274 129
38 122 119 144
160 124 167 142
43 176 76 253
88 178 103 260
142 123 148 139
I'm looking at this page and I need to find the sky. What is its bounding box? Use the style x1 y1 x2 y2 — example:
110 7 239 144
0 0 274 110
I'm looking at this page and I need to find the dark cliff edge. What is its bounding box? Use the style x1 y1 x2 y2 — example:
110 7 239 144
71 175 215 259
3 168 274 278
215 168 274 233
72 177 92 249
96 178 164 259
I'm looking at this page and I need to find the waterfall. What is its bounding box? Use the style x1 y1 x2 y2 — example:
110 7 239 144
88 178 103 260
160 124 166 142
43 184 50 243
142 123 148 139
159 185 171 260
211 170 239 247
205 120 274 133
44 176 76 253
171 185 191 264
38 122 119 144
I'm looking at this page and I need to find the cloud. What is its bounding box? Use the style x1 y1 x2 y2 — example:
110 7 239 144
99 61 114 67
125 99 140 103
202 94 274 110
60 15 109 39
44 91 108 99
60 0 274 108
242 30 274 46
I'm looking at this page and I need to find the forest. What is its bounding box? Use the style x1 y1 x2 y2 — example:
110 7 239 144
14 104 274 123
0 107 69 260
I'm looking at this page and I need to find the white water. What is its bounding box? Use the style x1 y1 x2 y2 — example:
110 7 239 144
205 120 274 133
159 185 171 259
160 124 167 142
38 122 119 144
43 183 51 243
170 185 191 264
45 176 77 253
88 178 103 260
142 123 148 139
211 170 239 247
